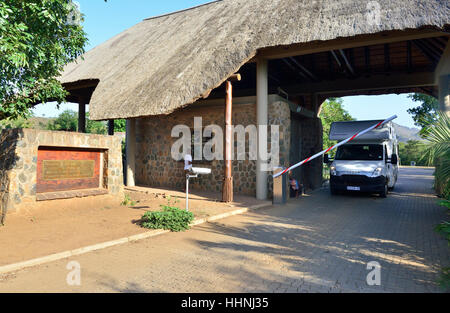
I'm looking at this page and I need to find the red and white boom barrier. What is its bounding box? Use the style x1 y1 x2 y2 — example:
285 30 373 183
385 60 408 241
273 115 398 178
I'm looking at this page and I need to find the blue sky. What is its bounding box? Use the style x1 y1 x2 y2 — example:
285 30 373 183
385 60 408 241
33 0 420 129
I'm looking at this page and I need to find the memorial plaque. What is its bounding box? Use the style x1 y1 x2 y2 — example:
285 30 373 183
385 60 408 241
42 160 95 180
37 148 102 193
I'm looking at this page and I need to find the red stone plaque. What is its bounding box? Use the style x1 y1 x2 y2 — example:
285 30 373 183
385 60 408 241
36 148 102 193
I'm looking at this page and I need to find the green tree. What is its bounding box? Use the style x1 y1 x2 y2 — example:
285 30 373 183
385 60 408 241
46 109 77 131
113 119 126 132
0 0 88 120
421 112 450 198
421 113 450 290
46 109 108 134
398 140 427 166
320 98 354 153
86 112 107 134
407 93 439 137
0 114 32 130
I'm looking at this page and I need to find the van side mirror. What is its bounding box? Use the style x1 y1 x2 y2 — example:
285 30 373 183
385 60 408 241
324 154 332 164
391 154 398 164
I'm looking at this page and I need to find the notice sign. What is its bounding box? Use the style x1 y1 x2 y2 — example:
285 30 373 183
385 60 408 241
42 160 95 180
36 148 102 194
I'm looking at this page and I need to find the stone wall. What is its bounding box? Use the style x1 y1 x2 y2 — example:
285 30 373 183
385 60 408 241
0 129 123 218
135 95 291 197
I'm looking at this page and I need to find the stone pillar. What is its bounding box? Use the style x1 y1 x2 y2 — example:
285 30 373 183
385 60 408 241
78 98 86 133
126 119 136 187
438 74 450 116
436 41 450 116
256 58 268 200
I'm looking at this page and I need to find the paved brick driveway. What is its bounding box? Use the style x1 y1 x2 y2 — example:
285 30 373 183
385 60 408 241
0 167 449 292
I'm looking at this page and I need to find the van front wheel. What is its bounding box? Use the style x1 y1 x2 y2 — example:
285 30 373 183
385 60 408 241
380 184 388 198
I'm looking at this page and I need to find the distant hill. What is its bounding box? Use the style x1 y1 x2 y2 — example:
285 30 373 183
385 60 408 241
393 123 423 143
29 117 55 130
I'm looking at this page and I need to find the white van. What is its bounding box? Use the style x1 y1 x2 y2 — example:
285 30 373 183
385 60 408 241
325 120 399 198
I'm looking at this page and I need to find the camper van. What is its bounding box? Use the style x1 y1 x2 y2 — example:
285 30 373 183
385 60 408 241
325 120 399 198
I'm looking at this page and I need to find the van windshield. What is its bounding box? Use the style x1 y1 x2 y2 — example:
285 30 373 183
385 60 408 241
335 144 384 161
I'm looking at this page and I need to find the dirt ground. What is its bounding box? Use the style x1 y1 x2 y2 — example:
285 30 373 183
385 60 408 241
0 187 268 267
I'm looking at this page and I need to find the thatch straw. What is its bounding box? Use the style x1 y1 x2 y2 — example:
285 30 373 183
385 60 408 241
60 0 450 120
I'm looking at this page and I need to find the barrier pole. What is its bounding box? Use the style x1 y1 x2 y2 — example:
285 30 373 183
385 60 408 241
274 115 398 178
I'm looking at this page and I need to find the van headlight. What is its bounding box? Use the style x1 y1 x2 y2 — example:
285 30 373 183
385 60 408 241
371 167 383 177
330 166 337 176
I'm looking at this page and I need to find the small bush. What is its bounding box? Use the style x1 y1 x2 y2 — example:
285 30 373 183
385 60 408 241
141 206 194 232
438 267 450 290
121 194 136 207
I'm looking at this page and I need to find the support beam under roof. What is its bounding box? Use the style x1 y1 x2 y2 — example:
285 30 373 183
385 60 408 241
282 72 435 95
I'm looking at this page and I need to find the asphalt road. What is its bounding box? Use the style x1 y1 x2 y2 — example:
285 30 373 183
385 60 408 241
1 167 448 293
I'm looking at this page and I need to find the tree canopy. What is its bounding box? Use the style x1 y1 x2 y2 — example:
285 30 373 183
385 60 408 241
407 93 439 137
320 98 354 153
45 109 126 134
0 0 87 121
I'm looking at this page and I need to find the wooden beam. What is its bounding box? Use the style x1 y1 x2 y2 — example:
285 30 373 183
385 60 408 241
63 79 99 91
424 38 445 55
289 57 318 81
384 44 391 72
407 41 413 72
282 72 435 95
430 37 447 51
413 40 441 64
282 58 308 79
365 46 371 74
330 50 342 68
252 30 446 61
339 49 356 76
328 51 334 79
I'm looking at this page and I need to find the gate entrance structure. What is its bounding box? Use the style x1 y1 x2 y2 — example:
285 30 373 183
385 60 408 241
56 0 449 200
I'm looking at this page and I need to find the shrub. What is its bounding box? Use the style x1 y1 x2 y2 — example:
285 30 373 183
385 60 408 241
121 194 136 207
141 206 194 232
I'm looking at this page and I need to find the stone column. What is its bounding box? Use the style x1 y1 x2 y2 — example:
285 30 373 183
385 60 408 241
438 74 450 116
126 119 136 187
256 58 268 200
436 41 450 116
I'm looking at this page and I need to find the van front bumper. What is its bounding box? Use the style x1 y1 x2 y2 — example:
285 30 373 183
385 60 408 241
330 175 387 193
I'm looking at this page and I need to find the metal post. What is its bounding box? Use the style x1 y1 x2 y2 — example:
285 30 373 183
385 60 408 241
186 175 189 212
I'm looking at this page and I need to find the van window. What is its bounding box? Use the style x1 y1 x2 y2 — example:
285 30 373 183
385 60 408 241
335 144 384 161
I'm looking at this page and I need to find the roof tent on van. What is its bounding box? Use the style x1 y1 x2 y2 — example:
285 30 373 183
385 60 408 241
329 120 394 142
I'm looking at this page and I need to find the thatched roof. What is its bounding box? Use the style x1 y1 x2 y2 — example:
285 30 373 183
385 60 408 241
60 0 450 120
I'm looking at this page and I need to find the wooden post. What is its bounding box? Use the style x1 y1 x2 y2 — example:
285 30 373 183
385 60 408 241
222 74 241 203
108 120 115 136
78 97 86 133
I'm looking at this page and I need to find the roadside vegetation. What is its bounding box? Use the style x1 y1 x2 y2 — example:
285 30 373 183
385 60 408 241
415 107 450 289
140 197 194 232
0 0 87 121
398 140 428 166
